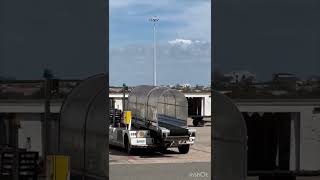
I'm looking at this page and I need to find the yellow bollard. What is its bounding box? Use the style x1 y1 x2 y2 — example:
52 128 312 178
46 155 70 180
124 111 132 130
124 111 131 125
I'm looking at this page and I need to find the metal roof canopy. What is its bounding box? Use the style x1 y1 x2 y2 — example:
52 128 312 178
128 85 188 127
213 90 247 180
59 74 107 179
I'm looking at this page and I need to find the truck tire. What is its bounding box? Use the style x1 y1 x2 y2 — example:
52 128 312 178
199 120 205 126
124 135 133 154
193 119 199 126
159 146 168 154
193 117 204 127
178 144 190 154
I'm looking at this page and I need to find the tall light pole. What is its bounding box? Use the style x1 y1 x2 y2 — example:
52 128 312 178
149 16 159 86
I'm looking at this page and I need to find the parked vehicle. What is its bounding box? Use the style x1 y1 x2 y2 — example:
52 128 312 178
109 85 196 154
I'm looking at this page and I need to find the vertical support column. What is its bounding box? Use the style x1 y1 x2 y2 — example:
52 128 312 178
122 83 127 111
43 79 51 160
289 112 296 171
293 112 301 171
196 97 201 116
202 97 205 116
111 98 115 109
13 117 19 180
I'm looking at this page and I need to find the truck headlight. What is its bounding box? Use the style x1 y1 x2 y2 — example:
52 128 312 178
161 129 170 138
137 131 145 138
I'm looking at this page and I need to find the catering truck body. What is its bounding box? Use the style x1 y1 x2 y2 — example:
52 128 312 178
109 85 196 154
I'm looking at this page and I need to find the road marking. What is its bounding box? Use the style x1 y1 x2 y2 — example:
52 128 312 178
191 147 211 153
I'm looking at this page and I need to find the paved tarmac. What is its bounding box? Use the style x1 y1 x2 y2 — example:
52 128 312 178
109 118 211 180
109 118 211 165
110 162 211 180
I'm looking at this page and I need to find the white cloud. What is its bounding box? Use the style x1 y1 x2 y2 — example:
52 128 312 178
168 39 193 45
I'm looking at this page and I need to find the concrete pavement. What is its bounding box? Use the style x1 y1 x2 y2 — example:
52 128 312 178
110 162 211 180
109 118 211 179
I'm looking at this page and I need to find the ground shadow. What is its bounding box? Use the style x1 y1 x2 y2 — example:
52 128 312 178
188 120 212 127
109 146 179 158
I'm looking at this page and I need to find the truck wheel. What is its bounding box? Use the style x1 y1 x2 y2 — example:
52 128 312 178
199 120 205 126
124 136 133 154
193 119 199 126
159 147 168 154
178 144 190 154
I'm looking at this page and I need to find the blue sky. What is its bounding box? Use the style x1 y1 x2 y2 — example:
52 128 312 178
109 0 211 86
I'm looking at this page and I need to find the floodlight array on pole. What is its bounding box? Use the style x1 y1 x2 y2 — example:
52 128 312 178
149 16 159 86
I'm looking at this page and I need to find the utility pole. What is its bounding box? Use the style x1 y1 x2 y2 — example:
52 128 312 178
43 79 50 164
149 16 159 86
122 83 127 111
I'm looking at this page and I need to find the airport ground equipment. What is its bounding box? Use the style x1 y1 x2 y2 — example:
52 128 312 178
0 149 39 179
46 155 70 180
109 85 196 154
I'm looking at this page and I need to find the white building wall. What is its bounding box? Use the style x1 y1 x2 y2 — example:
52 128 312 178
290 113 297 171
300 110 320 171
16 113 43 156
114 99 123 111
204 95 211 116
